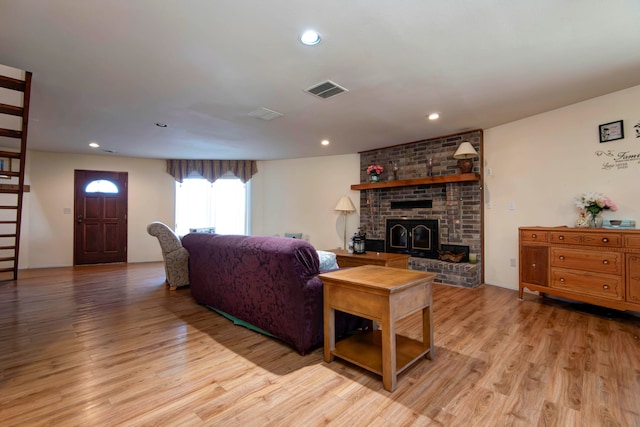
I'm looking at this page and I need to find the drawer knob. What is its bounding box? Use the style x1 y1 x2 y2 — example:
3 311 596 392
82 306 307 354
532 263 536 268
532 234 537 238
559 236 565 240
603 284 610 290
603 260 609 265
559 278 565 283
559 256 565 260
602 238 609 243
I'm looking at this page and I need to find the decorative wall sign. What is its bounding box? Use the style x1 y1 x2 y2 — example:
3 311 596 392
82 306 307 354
595 149 640 170
634 121 640 138
599 120 624 142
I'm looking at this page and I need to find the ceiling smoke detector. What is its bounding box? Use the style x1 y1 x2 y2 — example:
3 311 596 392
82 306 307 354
305 80 348 99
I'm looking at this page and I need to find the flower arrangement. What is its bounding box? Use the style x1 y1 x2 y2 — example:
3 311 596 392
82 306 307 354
574 192 617 219
366 164 384 175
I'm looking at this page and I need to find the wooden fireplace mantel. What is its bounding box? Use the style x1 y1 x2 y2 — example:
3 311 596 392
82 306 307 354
350 173 481 191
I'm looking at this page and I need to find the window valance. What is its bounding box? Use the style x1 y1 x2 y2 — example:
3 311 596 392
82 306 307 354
166 159 258 183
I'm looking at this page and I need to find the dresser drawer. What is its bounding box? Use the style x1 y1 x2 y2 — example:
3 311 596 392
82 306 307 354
520 230 548 243
549 231 621 247
550 248 622 275
550 268 623 300
624 234 640 249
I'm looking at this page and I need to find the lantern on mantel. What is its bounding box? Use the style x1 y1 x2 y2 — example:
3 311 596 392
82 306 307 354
352 228 366 254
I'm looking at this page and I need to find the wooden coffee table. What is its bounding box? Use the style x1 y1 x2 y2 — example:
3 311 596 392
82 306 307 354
325 249 410 269
320 265 436 392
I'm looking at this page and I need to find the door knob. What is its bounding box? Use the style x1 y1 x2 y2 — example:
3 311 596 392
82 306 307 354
77 215 83 223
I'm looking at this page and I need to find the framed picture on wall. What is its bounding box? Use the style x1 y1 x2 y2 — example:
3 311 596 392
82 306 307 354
599 120 624 143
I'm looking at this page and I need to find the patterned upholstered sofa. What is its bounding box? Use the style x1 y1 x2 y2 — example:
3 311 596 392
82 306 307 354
181 233 365 354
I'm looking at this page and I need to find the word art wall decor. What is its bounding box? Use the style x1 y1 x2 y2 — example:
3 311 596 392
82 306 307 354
595 149 640 170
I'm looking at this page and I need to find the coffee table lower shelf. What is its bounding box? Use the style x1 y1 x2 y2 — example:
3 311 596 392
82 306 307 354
333 330 430 376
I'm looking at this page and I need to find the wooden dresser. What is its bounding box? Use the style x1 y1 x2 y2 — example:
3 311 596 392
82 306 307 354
519 226 640 311
326 249 410 269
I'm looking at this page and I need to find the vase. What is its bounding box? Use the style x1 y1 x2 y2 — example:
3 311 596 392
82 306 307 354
369 173 380 182
587 212 603 228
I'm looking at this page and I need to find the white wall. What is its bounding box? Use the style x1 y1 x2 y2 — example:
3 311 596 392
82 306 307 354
21 151 359 269
23 151 175 268
18 86 640 277
484 84 640 290
251 154 361 251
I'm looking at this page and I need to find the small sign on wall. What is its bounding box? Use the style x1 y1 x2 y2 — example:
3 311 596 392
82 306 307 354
599 120 624 142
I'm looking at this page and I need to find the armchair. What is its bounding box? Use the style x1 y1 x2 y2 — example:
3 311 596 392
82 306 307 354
146 221 190 290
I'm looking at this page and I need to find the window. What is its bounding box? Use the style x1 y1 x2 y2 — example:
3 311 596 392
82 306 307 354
85 179 119 193
175 176 249 236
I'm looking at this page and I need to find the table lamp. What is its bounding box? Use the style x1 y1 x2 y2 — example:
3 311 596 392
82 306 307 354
334 196 356 250
453 141 479 173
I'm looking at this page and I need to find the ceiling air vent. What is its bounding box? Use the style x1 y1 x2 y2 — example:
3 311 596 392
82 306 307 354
248 107 283 121
305 80 348 99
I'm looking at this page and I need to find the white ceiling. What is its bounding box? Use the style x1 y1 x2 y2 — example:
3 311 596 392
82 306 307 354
1 1 640 160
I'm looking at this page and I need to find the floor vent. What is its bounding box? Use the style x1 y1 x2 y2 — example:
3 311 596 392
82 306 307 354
305 80 348 99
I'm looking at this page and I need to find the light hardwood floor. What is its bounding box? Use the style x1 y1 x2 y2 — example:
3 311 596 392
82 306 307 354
1 262 639 426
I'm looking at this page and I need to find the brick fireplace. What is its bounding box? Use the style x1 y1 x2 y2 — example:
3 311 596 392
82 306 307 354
358 130 483 287
385 218 440 259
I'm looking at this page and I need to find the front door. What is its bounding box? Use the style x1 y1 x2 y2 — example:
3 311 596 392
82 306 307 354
74 170 128 265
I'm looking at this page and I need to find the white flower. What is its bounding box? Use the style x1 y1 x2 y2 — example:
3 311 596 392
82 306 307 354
574 192 617 214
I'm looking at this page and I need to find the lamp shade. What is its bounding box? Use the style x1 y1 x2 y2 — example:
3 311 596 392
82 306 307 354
453 141 479 159
334 195 356 212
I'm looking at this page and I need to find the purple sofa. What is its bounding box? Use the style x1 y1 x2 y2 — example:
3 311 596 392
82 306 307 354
181 233 365 354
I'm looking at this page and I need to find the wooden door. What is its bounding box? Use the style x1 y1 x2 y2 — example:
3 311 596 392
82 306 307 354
74 170 128 265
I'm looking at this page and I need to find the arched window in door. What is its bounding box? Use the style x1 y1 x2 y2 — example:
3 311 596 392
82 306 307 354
85 179 119 194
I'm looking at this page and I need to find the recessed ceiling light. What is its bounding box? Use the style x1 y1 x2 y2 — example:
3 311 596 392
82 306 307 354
428 113 440 120
300 30 321 46
89 142 99 148
155 122 168 128
321 139 330 146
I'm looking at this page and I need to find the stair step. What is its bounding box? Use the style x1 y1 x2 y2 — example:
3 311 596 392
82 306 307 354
0 221 16 224
0 256 15 262
0 246 16 250
0 151 22 159
0 267 16 273
0 184 30 193
0 206 18 209
0 103 23 117
0 234 17 238
0 129 22 139
0 75 26 92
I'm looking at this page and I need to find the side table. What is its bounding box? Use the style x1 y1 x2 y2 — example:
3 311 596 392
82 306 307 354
325 249 410 269
320 265 436 392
